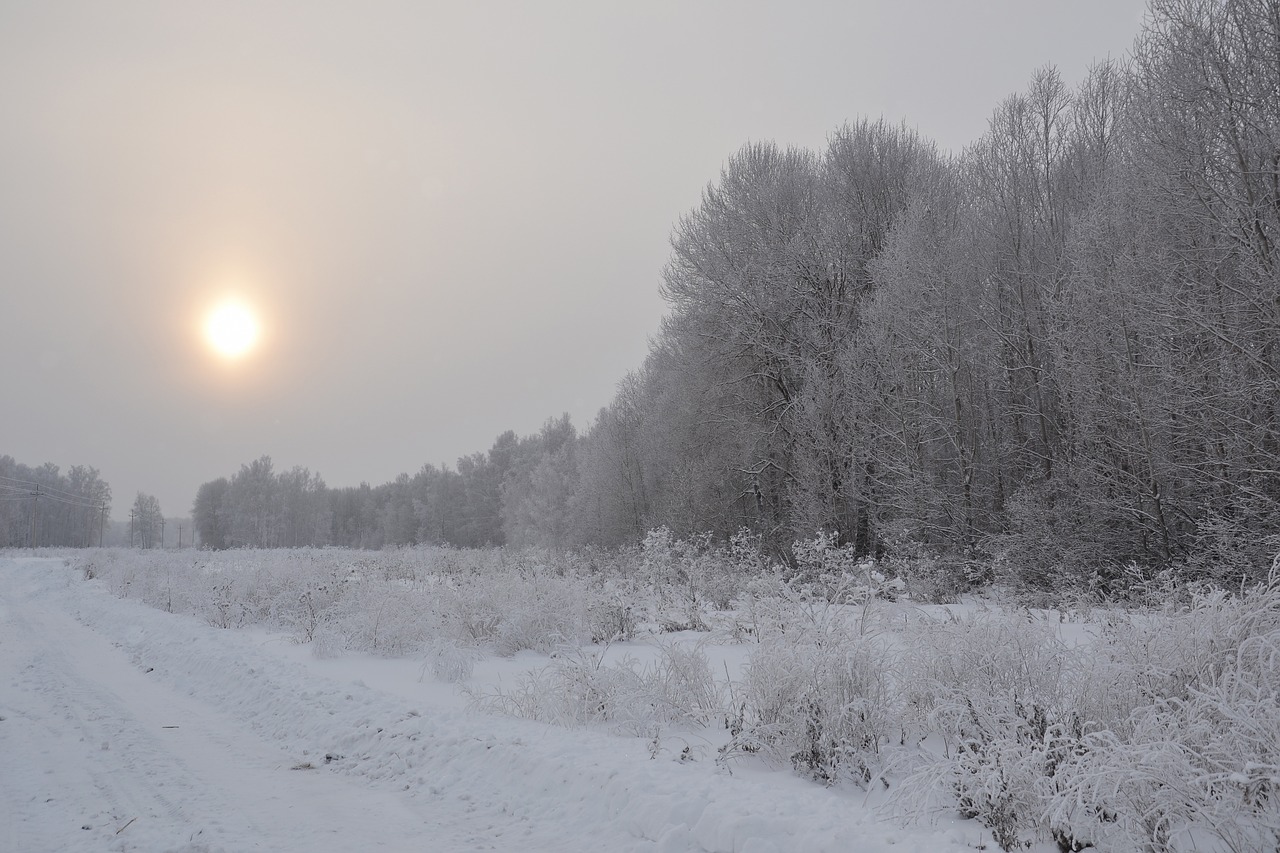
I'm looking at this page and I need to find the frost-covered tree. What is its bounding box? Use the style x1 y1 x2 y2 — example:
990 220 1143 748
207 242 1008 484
191 477 231 549
131 492 164 549
501 414 578 548
228 456 278 547
0 455 112 547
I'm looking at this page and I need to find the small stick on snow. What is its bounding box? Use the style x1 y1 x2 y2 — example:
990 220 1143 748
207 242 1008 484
116 817 137 835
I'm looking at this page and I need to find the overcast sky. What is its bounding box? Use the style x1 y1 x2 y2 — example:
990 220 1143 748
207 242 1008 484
0 0 1147 518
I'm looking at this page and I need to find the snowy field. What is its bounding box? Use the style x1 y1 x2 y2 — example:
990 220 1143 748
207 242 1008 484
1 554 979 853
4 546 1279 852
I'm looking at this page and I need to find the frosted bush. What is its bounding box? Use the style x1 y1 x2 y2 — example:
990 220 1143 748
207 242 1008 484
889 566 1280 852
894 694 1089 851
311 622 347 659
1079 567 1280 734
440 570 592 656
639 528 757 630
729 573 791 642
791 532 859 587
324 581 439 656
278 567 351 643
444 579 504 643
878 528 989 604
469 644 720 734
493 574 591 655
899 611 1076 728
727 616 893 786
423 638 484 683
889 612 1086 849
732 569 868 647
198 575 250 628
645 642 720 727
586 582 639 643
72 546 628 658
1049 572 1280 852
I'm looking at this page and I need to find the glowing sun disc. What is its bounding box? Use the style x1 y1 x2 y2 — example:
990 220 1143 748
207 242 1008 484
204 301 260 358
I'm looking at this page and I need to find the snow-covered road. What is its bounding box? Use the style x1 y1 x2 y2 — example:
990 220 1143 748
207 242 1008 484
0 558 973 853
0 558 487 852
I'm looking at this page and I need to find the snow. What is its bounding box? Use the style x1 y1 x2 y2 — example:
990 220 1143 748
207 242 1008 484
1 557 979 853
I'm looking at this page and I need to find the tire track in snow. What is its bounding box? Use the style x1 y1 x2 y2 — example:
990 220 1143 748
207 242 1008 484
4 559 980 853
10 629 197 838
0 560 459 853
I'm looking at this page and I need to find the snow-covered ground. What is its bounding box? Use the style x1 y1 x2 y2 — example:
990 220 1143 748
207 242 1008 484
1 557 979 853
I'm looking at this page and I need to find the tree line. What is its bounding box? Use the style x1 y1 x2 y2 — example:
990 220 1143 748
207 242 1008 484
0 455 111 547
0 454 183 549
189 416 576 551
192 0 1280 591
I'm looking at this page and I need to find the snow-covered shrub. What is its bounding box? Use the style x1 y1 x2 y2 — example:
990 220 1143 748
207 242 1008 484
470 647 637 727
645 641 721 727
440 570 591 656
500 573 593 655
422 638 484 683
725 604 893 786
277 563 351 643
891 612 1085 849
639 528 759 630
880 530 987 604
1079 567 1280 732
556 543 644 579
189 554 300 629
898 611 1076 724
322 580 439 656
1049 571 1280 852
75 546 627 658
728 561 888 646
469 643 720 734
444 577 504 643
199 575 251 628
586 582 639 643
898 695 1090 851
730 572 792 643
1181 506 1280 587
990 477 1139 600
69 551 102 580
790 532 861 590
1049 685 1280 852
641 528 712 630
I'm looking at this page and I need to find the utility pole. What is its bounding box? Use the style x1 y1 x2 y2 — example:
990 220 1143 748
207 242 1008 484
99 504 106 548
177 523 184 549
160 517 166 549
129 509 135 548
29 484 40 553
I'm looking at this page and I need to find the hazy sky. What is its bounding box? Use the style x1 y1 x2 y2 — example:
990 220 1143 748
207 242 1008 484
1 0 1147 518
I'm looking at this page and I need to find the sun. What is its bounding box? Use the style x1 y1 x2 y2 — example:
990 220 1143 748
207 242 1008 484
204 300 261 359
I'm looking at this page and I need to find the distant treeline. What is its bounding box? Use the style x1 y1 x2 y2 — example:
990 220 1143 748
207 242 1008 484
193 0 1280 592
0 455 112 547
189 418 573 552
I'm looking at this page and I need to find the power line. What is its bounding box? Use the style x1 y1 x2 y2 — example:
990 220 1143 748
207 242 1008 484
0 473 113 549
38 492 104 510
0 480 104 510
0 486 103 510
0 474 107 503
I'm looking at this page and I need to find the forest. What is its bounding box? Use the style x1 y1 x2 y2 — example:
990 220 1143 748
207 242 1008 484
184 0 1280 597
0 456 112 548
6 4 1280 850
9 0 1276 601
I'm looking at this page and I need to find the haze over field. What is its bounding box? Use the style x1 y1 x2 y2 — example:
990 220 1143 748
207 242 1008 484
5 3 1280 849
0 0 1145 515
